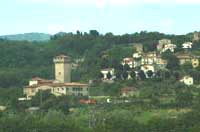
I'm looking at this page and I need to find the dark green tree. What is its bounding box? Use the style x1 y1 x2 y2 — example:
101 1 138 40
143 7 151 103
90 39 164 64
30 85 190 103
107 72 112 80
162 53 180 71
138 70 146 80
130 71 136 79
122 71 128 80
98 72 104 79
124 64 131 71
89 30 99 37
147 70 153 78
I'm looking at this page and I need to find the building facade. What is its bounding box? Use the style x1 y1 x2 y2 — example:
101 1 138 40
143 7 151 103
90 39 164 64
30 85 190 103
133 43 143 53
182 42 193 49
176 53 200 68
180 76 194 86
53 55 71 83
162 43 177 53
24 82 89 97
141 52 157 65
157 39 172 51
100 68 115 80
133 43 144 53
121 58 134 68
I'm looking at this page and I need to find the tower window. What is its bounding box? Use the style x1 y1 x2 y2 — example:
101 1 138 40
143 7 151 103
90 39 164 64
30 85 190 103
59 72 61 75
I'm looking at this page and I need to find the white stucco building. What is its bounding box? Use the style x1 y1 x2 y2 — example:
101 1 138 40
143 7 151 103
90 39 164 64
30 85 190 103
100 68 115 80
182 42 193 49
157 39 172 51
141 64 155 78
24 55 89 98
162 44 177 53
133 53 142 59
121 58 134 68
180 76 194 86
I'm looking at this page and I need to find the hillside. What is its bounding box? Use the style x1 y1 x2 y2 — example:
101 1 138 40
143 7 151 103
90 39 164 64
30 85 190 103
0 33 51 42
0 30 199 88
0 31 200 132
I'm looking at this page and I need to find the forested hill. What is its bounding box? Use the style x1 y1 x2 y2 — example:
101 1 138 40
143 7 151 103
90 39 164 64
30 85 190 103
0 33 51 42
0 30 198 88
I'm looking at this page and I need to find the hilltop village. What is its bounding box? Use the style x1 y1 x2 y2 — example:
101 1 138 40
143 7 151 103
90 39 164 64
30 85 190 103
20 32 200 100
100 33 200 92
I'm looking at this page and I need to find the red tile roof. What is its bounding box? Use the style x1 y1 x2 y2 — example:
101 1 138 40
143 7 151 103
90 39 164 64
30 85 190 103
31 77 53 84
25 82 88 89
55 54 70 58
121 87 136 93
31 77 45 81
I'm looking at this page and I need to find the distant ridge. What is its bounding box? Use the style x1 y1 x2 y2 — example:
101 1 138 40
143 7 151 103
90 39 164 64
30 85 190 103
0 33 51 42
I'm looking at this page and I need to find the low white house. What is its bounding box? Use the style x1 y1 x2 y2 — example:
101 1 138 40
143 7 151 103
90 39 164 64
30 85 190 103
182 42 193 49
121 58 134 68
157 39 172 51
180 76 194 86
100 68 115 80
0 106 6 111
162 44 177 53
121 87 136 97
133 53 142 58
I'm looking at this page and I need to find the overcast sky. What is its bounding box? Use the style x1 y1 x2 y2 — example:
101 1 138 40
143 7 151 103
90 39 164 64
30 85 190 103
0 0 200 35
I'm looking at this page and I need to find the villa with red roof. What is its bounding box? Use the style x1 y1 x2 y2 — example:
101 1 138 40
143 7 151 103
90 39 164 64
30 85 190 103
24 55 89 98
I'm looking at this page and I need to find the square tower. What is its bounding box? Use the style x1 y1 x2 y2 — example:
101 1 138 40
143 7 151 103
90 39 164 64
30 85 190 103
193 32 200 43
53 55 71 83
133 43 143 53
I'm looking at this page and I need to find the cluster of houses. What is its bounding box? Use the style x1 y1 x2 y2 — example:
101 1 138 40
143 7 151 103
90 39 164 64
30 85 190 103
101 38 200 88
19 32 200 99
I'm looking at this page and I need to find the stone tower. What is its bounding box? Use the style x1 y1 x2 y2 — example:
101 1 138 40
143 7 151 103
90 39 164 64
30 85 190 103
53 55 71 83
133 43 143 53
193 32 200 43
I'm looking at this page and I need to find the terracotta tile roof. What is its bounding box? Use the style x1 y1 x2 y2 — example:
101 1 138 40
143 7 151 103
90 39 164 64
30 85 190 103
31 77 46 81
25 82 88 89
123 58 134 63
175 53 200 59
64 82 88 86
31 77 53 84
55 54 70 58
121 87 136 93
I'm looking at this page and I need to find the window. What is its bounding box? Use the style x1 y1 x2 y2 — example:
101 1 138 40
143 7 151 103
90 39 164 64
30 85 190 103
78 93 83 96
31 89 35 93
72 87 82 91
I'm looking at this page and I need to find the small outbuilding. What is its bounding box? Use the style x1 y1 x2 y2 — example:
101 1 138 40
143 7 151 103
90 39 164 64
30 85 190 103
180 76 194 86
121 87 137 97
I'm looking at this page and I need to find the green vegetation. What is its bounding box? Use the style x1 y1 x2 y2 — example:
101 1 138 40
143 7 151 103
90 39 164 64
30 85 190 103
0 30 200 131
0 30 199 88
